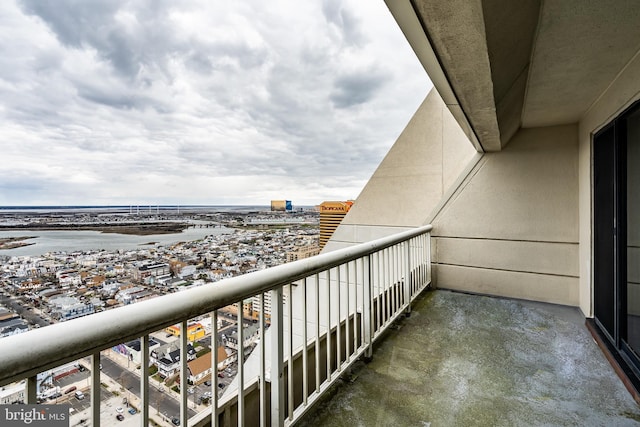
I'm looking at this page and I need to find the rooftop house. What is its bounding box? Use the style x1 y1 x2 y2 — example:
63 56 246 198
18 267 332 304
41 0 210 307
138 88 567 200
2 1 640 426
48 295 94 322
133 262 170 282
0 312 29 338
187 355 213 385
117 338 160 365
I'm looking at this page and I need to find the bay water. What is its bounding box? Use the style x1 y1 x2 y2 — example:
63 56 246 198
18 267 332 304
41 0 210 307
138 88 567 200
0 226 231 257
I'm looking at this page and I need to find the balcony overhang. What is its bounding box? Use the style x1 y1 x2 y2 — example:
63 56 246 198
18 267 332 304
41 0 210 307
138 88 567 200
385 0 489 153
386 0 640 150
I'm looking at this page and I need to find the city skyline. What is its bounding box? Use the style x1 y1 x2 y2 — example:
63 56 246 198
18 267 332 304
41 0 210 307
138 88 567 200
0 1 431 207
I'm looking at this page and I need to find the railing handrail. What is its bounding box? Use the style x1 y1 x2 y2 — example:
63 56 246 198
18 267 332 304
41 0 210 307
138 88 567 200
0 224 431 387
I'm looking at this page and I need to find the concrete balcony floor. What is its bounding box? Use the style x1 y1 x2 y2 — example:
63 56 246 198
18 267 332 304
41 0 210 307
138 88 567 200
300 289 640 426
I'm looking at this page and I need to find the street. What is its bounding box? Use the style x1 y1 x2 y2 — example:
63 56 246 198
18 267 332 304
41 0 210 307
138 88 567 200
0 289 248 423
0 293 50 327
100 356 196 421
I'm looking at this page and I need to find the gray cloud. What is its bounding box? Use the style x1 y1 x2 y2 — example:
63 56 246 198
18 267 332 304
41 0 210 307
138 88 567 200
78 86 140 110
330 69 389 109
19 0 179 80
321 0 365 46
18 0 125 47
20 1 132 71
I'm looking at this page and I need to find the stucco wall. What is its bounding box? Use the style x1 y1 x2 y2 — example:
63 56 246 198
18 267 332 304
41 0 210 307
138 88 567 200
324 89 477 252
432 124 580 306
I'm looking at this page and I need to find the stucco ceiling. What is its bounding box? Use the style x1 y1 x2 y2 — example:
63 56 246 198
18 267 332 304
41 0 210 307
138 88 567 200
394 0 640 150
523 0 640 128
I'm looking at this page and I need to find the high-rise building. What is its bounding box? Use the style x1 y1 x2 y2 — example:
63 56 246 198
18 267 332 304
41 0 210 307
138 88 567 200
270 200 292 211
286 245 320 262
318 201 353 249
250 288 288 323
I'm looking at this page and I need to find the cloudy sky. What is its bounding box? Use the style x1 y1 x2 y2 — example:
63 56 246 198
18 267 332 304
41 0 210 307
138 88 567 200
0 0 431 206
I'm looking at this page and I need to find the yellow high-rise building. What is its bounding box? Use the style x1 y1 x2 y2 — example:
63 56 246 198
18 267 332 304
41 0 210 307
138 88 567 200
318 201 353 249
271 200 292 211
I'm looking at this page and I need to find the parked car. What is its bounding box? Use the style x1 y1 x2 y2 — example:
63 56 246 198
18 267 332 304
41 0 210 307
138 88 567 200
204 380 211 386
128 408 136 415
116 414 124 421
116 407 124 414
171 417 180 426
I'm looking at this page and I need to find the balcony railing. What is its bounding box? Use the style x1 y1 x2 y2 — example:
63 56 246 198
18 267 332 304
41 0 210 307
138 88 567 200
0 224 432 426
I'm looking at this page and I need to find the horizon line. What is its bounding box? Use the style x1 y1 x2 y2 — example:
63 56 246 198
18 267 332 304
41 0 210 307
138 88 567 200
0 204 319 209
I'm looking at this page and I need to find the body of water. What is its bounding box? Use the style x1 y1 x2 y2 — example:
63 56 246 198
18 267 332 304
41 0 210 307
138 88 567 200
0 205 275 214
0 226 231 257
0 205 315 257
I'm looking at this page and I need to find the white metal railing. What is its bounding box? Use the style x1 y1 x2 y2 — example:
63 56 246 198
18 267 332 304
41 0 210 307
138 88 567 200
0 225 432 427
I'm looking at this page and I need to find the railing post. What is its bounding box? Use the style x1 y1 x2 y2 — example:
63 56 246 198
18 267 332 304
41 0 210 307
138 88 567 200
141 335 150 427
427 232 432 286
258 297 266 427
326 269 332 381
238 302 245 427
25 375 37 404
302 278 308 404
336 265 342 373
404 240 412 315
91 352 101 427
212 310 219 427
180 320 188 427
287 284 294 420
270 287 284 427
315 273 321 393
345 262 351 363
364 255 373 360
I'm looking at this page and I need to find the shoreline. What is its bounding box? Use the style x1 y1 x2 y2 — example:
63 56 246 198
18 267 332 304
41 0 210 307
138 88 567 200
0 236 38 250
0 223 191 237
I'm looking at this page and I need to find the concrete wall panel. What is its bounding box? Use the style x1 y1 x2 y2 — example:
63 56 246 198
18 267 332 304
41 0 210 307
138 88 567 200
436 237 578 278
433 124 579 242
437 264 579 306
433 124 579 306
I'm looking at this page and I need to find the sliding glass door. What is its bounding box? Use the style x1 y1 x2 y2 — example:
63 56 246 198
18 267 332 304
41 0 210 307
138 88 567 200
594 101 640 376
